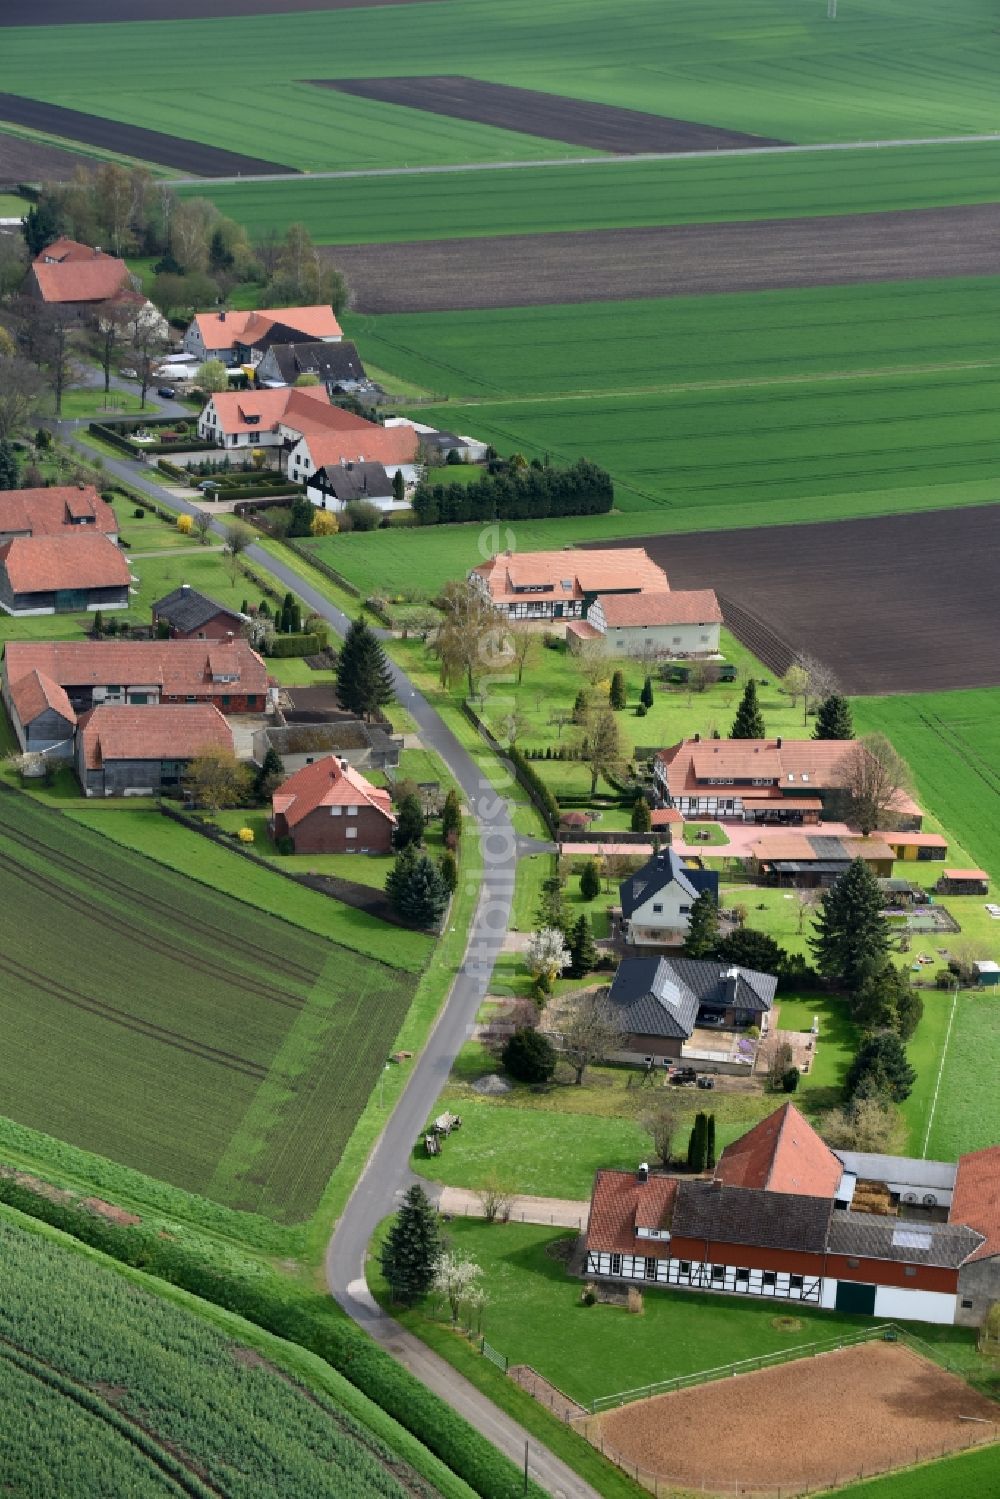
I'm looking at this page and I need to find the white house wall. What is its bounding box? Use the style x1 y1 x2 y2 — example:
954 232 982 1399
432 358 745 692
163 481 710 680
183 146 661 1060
602 622 721 658
628 883 693 942
872 1285 957 1324
586 1251 822 1304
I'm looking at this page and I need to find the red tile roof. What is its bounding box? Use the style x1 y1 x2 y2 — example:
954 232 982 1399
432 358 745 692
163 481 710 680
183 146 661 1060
594 589 722 628
272 754 395 829
650 807 683 827
0 533 131 594
714 1103 843 1198
943 869 989 881
876 832 948 849
8 667 75 727
34 237 99 264
587 1170 679 1255
79 703 233 770
193 306 342 350
0 486 116 540
473 548 670 607
299 422 419 471
31 252 130 305
747 833 895 865
4 639 270 701
204 384 332 436
950 1146 1000 1262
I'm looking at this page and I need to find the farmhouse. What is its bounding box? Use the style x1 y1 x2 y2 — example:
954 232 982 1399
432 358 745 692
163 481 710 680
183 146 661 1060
255 338 369 394
27 239 166 332
76 703 233 797
471 548 671 622
606 954 776 1064
182 306 342 365
584 1103 1000 1325
567 589 722 658
0 533 131 616
152 584 246 641
0 485 118 544
288 420 419 492
618 846 719 947
196 384 334 451
3 639 271 751
747 833 896 888
253 719 402 776
654 737 923 829
271 755 396 854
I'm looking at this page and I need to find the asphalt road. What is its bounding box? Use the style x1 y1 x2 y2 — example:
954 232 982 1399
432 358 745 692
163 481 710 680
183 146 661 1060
59 399 595 1499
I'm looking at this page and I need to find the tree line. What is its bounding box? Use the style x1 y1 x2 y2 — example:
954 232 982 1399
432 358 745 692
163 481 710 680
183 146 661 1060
412 457 613 526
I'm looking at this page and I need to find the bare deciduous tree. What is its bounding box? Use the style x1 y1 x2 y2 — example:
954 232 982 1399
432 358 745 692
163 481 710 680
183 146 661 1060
0 355 47 440
92 296 137 395
643 1101 680 1167
222 520 254 582
800 654 840 717
835 734 912 836
477 1171 515 1224
434 579 499 696
558 987 626 1085
580 708 622 795
507 626 536 686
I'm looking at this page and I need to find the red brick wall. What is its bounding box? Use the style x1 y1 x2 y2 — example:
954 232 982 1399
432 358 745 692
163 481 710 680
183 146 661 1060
169 613 243 641
289 804 393 855
824 1254 957 1293
161 692 264 712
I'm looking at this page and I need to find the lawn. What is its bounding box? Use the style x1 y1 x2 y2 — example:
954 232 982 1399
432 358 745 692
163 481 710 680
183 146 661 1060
67 805 432 969
195 140 1000 245
829 1446 1000 1499
211 810 395 888
59 388 147 420
923 991 1000 1161
0 790 421 1222
8 0 1000 172
0 1210 425 1499
372 1219 976 1409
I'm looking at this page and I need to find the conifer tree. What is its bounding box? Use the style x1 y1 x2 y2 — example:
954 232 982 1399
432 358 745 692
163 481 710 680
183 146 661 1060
845 1031 916 1103
683 889 720 959
813 694 854 741
705 1113 717 1170
386 847 450 927
579 858 600 902
441 788 462 845
730 678 765 739
687 1112 709 1172
379 1184 443 1304
609 669 627 710
392 468 406 504
572 688 590 724
640 675 654 710
394 792 425 850
536 872 570 936
568 913 597 977
631 795 652 833
811 857 890 993
0 439 19 491
254 745 284 800
438 848 458 894
336 617 395 720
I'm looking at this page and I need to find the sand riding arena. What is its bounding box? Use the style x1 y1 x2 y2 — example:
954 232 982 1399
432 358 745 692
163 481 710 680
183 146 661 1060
580 1341 998 1496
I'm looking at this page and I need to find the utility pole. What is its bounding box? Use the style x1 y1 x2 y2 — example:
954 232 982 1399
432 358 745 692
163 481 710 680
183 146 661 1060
523 1440 529 1495
827 0 837 18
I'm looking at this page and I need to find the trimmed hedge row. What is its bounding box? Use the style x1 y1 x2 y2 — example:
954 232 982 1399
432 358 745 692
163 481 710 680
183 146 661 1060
0 1172 545 1499
262 632 323 658
413 460 613 526
90 421 216 458
507 744 560 833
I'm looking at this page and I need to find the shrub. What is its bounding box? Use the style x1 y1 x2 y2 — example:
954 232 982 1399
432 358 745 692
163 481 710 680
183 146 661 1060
345 499 381 532
237 827 254 843
501 1028 556 1084
782 1067 800 1093
261 632 322 659
176 514 193 534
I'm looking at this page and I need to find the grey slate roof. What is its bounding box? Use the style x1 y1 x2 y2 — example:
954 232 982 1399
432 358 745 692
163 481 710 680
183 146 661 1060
620 847 702 917
153 586 244 634
834 1153 958 1192
672 1180 833 1254
313 461 391 502
608 955 776 1039
826 1212 983 1268
264 339 367 386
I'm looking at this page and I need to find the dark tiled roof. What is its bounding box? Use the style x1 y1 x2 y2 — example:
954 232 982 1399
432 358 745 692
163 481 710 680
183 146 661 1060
826 1212 983 1268
314 461 391 502
153 586 244 634
619 846 717 917
266 338 367 384
672 1180 833 1253
608 956 700 1039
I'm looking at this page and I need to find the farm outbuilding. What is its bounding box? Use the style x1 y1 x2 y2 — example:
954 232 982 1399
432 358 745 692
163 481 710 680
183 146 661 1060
973 960 1000 988
938 869 990 895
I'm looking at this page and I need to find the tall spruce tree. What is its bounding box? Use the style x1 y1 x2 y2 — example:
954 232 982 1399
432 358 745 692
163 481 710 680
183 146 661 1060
568 913 597 977
631 795 652 833
579 858 600 902
536 872 570 937
640 675 654 710
810 857 890 993
845 1031 916 1103
730 678 765 739
813 694 854 741
336 617 395 720
379 1184 443 1304
705 1113 717 1170
0 440 19 491
386 849 449 927
687 1111 709 1172
609 669 627 710
683 889 720 959
440 788 462 845
394 792 425 850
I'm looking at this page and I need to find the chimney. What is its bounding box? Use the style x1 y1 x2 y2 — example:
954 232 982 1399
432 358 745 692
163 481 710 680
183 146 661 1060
693 732 701 743
776 736 782 749
219 311 226 322
339 757 349 771
722 965 740 1006
181 582 190 591
636 1162 649 1184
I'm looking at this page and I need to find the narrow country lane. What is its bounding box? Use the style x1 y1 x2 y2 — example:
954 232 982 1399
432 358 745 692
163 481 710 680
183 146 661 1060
55 412 599 1499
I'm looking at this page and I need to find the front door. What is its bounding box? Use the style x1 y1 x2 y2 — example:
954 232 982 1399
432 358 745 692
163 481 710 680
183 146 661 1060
835 1281 877 1314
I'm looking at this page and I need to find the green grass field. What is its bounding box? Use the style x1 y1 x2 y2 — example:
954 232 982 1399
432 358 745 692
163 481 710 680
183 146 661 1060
828 1445 1000 1499
194 140 1000 244
923 991 1000 1161
0 791 420 1222
7 0 1000 172
0 1210 427 1499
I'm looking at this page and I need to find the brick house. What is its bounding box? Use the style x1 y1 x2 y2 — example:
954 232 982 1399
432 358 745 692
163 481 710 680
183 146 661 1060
0 533 131 615
183 306 342 364
584 1103 999 1326
271 755 396 854
0 486 118 544
3 640 271 749
76 703 234 797
152 584 246 640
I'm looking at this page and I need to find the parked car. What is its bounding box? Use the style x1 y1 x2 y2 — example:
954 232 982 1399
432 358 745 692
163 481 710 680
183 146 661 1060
670 1066 698 1086
157 386 177 399
120 366 138 379
197 480 220 494
696 1075 715 1090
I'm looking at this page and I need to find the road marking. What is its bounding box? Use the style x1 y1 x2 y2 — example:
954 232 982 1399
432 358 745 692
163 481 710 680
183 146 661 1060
922 983 959 1158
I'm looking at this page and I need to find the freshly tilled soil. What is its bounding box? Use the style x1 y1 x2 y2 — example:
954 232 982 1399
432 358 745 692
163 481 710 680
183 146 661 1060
0 131 101 184
314 76 785 155
595 1343 998 1491
0 93 295 176
330 203 1000 313
593 505 1000 696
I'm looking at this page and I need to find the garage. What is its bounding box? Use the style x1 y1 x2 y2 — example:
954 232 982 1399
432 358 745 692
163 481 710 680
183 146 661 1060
835 1281 877 1315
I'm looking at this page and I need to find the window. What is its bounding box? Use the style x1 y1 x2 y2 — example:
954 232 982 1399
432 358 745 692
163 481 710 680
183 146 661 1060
346 827 357 840
711 1265 724 1282
961 1298 974 1309
610 1254 622 1277
763 1271 776 1288
644 1257 657 1281
347 806 358 816
790 1275 803 1291
330 806 342 817
679 904 690 915
904 1266 917 1278
678 1260 691 1278
652 903 663 914
735 1268 749 1285
221 695 230 707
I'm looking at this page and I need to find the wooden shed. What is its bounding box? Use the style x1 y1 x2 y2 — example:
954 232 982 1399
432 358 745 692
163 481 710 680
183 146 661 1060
938 869 990 896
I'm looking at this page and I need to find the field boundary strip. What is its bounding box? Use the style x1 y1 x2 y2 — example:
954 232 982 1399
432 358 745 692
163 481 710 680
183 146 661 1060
922 982 960 1158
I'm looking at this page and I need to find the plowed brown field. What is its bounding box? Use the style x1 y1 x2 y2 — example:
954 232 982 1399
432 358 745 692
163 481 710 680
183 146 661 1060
316 77 785 155
593 1342 998 1493
330 203 1000 312
0 131 98 184
590 504 1000 695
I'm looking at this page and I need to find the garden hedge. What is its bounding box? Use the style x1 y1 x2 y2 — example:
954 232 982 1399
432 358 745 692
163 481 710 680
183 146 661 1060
412 460 613 526
263 632 323 658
